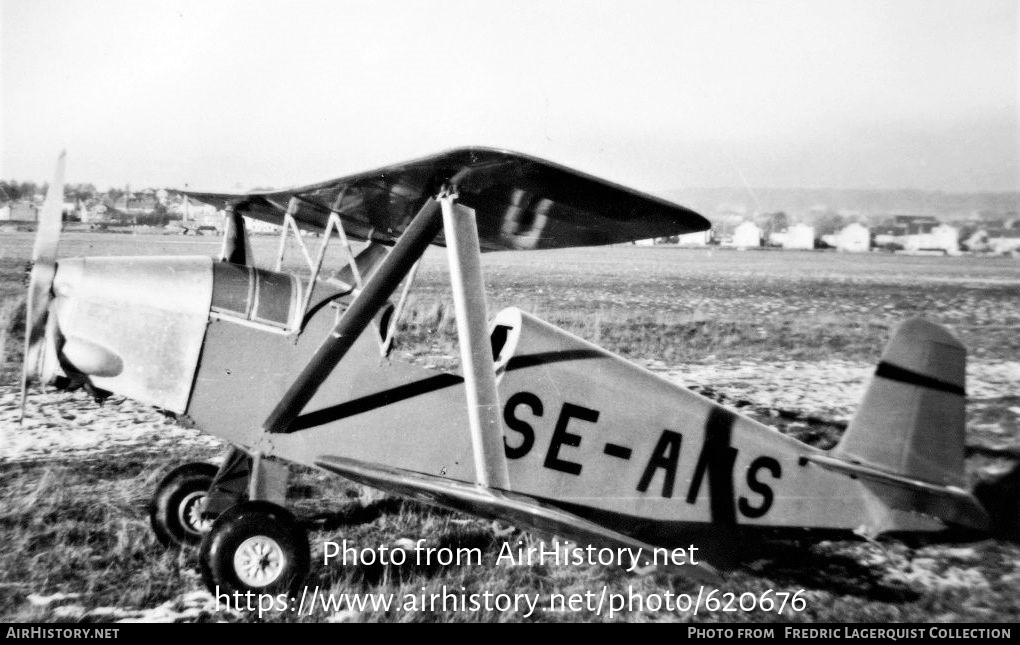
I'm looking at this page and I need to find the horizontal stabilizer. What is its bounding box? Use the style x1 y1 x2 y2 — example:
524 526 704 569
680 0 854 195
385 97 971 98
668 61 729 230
804 454 990 531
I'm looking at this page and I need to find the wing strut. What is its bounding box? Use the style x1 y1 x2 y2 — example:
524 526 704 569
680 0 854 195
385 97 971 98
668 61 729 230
439 192 510 490
219 206 252 266
262 190 511 490
262 198 443 434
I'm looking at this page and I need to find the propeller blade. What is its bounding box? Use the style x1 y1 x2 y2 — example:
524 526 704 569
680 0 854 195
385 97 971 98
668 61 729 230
20 151 66 420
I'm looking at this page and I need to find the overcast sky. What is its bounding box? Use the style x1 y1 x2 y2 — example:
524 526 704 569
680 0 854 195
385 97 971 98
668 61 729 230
2 0 1017 193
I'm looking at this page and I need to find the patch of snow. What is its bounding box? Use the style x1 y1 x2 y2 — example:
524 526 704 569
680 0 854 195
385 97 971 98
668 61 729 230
51 605 86 619
62 591 237 623
886 559 991 592
650 359 1020 422
0 387 221 463
26 592 82 607
939 547 979 561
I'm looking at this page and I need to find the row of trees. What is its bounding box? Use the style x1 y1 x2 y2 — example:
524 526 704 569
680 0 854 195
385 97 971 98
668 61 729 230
0 181 105 203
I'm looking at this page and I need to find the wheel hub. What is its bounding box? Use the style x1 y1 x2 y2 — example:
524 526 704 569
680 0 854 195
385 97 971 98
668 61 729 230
178 491 213 535
234 536 286 587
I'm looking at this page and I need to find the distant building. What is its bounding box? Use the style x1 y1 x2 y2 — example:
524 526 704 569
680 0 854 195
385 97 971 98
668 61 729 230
835 223 871 253
873 224 907 249
782 223 815 250
82 202 110 224
113 194 158 215
968 229 1020 254
676 231 711 246
963 229 986 251
904 223 959 254
989 230 1020 254
3 201 38 222
189 206 222 230
172 197 219 220
733 221 762 249
931 224 960 254
245 216 281 234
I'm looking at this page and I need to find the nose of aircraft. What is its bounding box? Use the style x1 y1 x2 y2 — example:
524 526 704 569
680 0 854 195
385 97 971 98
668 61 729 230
23 258 86 387
25 253 217 413
41 258 124 380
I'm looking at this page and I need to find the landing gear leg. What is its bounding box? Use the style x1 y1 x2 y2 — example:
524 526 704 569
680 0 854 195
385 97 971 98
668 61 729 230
148 445 261 548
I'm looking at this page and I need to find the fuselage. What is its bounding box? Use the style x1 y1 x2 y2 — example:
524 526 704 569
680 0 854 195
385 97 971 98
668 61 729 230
33 253 976 552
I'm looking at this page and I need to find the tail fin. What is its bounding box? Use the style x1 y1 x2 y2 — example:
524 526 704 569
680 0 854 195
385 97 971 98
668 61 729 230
834 319 967 487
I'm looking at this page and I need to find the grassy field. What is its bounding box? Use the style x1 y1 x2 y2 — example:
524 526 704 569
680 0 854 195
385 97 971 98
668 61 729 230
1 231 1018 622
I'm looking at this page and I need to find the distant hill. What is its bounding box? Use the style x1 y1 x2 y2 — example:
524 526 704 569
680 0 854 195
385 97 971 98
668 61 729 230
660 187 1019 223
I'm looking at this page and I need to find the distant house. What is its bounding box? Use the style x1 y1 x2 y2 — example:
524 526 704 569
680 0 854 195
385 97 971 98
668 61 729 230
187 199 222 230
834 222 870 253
904 223 959 254
989 229 1020 254
3 201 38 222
676 230 711 246
170 197 220 221
968 228 1020 254
733 221 762 249
768 230 788 247
963 229 986 251
86 203 113 224
931 224 960 254
245 216 281 234
782 223 815 250
113 194 158 215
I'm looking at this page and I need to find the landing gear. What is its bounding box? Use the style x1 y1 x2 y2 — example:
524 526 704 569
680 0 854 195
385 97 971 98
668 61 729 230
149 462 219 547
199 501 310 598
150 449 258 547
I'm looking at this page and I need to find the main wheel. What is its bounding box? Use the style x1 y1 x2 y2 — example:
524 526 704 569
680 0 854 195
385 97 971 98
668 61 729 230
199 501 309 599
150 462 219 547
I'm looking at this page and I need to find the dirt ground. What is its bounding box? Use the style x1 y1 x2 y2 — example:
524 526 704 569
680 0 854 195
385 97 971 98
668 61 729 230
1 232 1018 622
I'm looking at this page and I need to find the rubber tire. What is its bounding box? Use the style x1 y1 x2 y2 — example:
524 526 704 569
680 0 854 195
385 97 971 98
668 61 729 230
199 501 310 600
150 462 219 548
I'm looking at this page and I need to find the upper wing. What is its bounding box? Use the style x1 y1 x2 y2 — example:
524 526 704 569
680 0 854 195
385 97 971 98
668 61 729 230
184 147 709 251
315 454 722 585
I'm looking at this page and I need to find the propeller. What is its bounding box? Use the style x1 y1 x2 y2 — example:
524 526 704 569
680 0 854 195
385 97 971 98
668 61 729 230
20 151 66 420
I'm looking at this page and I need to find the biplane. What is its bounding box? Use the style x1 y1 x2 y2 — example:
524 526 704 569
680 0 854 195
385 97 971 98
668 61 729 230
21 148 990 596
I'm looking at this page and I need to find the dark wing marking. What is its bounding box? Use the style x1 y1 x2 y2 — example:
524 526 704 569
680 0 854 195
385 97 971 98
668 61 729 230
183 147 709 251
